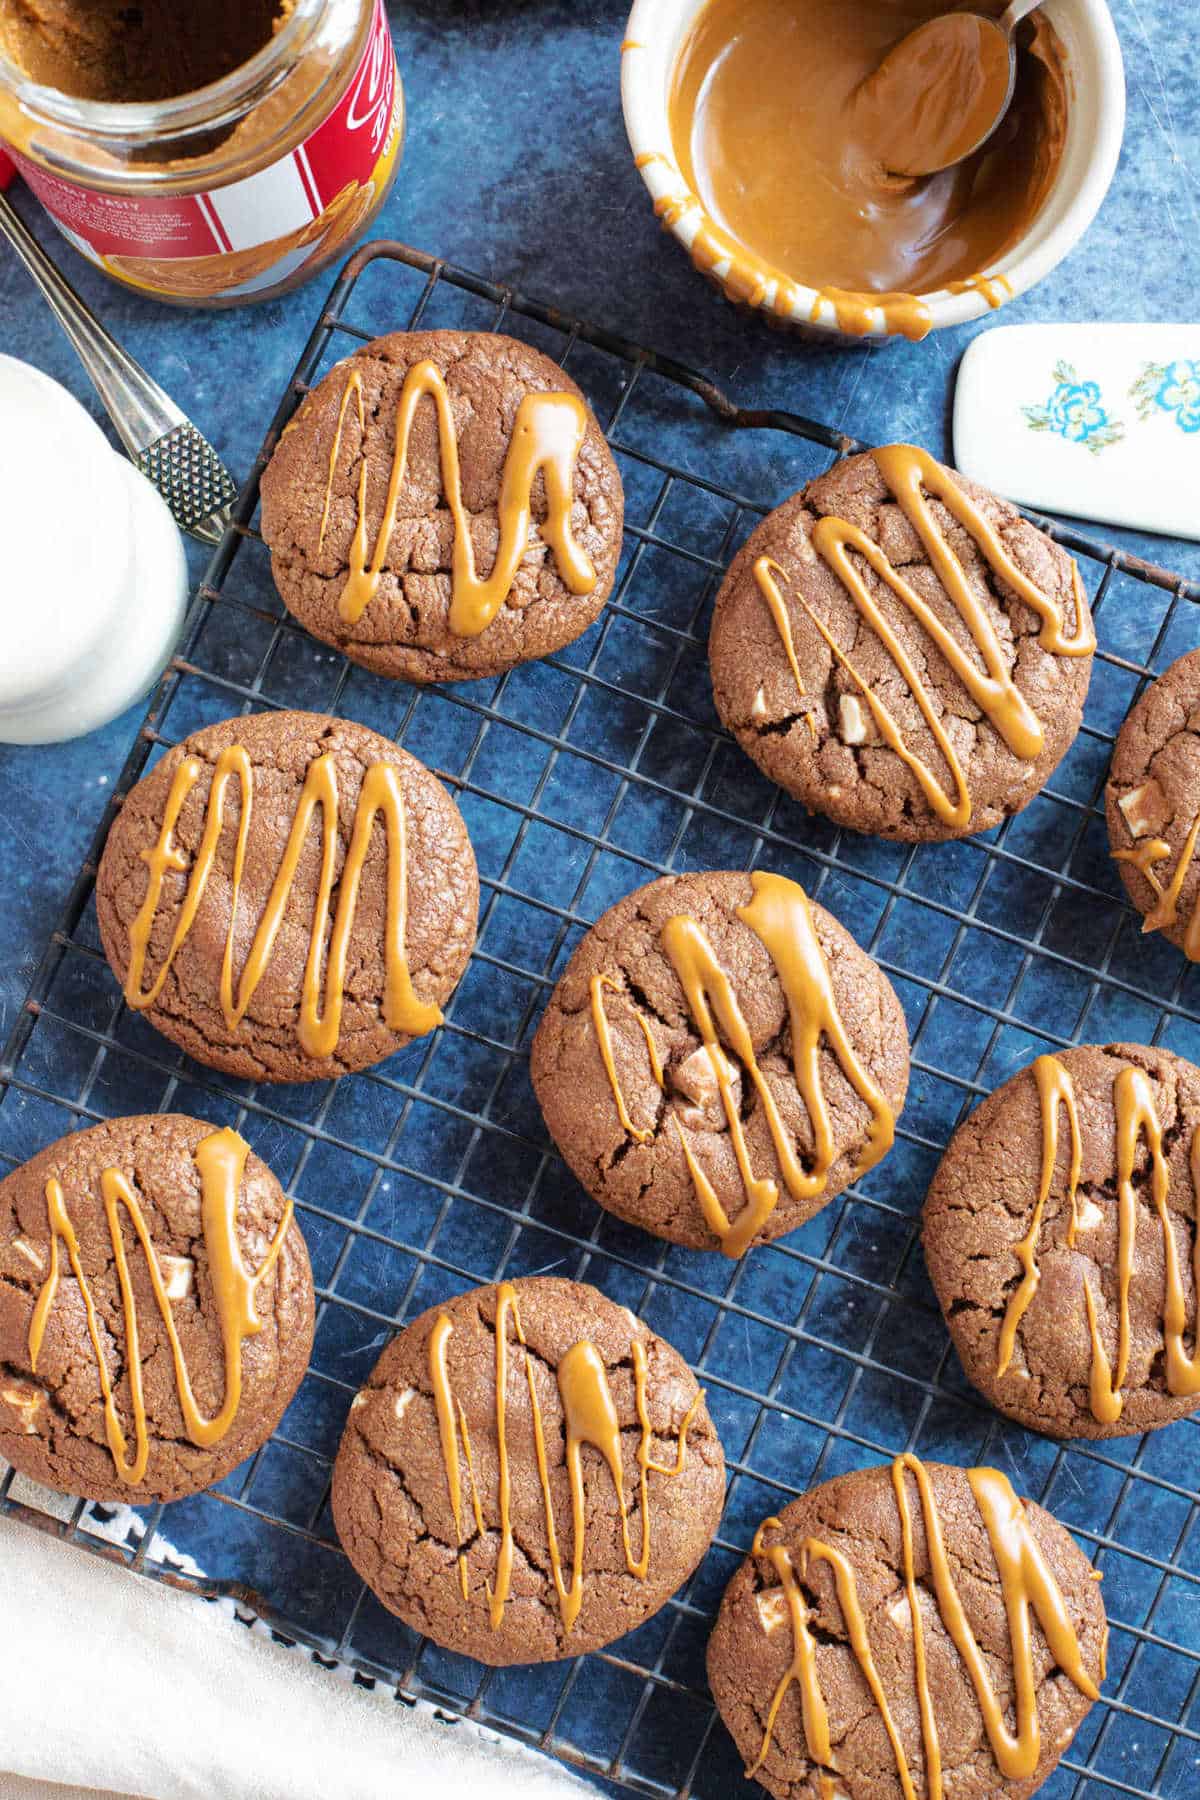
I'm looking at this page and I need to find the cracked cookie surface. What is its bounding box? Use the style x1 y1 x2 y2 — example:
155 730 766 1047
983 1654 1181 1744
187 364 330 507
708 450 1093 842
924 1043 1200 1440
259 329 624 683
0 1113 313 1503
708 1460 1105 1800
330 1276 725 1664
1105 647 1200 959
96 709 478 1083
529 872 910 1255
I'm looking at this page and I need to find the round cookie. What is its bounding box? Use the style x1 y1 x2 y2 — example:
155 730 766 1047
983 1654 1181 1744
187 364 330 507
530 870 909 1257
708 1457 1105 1800
331 1276 725 1664
96 710 478 1083
259 329 625 683
1106 647 1200 960
709 445 1095 842
0 1113 313 1504
924 1042 1200 1439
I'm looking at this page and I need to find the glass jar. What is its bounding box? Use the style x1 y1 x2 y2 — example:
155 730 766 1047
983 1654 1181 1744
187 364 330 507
0 0 403 307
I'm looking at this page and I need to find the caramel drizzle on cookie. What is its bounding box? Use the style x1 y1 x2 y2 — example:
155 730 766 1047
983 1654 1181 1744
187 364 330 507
317 359 598 637
591 872 895 1259
124 744 442 1060
752 443 1095 830
997 1055 1200 1425
748 1453 1101 1793
428 1282 699 1632
1113 813 1200 961
28 1128 291 1487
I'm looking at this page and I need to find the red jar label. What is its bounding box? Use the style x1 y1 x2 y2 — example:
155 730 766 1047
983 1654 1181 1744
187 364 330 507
4 0 400 300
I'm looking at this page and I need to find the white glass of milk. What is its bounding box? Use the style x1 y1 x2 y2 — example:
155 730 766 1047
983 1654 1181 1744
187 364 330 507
0 355 189 745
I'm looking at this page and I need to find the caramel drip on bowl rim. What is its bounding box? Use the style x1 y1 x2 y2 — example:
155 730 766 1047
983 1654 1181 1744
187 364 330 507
427 1282 700 1633
590 872 895 1259
28 1128 291 1487
995 1054 1200 1425
946 273 1014 310
810 287 933 344
1113 810 1200 961
317 360 598 637
747 1452 1100 1790
753 444 1094 830
125 743 442 1061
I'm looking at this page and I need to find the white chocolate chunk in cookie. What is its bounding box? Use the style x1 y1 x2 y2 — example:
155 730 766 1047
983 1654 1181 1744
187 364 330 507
160 1254 194 1302
10 1237 44 1272
1074 1197 1105 1233
1 1381 43 1435
1117 779 1169 840
351 1390 370 1412
839 694 868 746
888 1593 913 1631
751 686 769 722
673 1045 740 1129
756 1588 789 1634
393 1388 415 1422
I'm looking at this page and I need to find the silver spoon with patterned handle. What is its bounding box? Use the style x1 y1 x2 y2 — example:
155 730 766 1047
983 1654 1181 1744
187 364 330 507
0 180 238 548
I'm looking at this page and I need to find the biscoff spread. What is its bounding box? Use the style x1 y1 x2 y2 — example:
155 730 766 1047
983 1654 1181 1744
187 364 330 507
0 0 295 102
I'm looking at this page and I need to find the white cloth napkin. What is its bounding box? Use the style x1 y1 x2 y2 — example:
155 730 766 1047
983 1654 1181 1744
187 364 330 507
0 1489 595 1800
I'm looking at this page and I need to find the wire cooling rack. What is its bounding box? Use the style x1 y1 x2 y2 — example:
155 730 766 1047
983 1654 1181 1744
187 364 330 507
3 240 1200 1800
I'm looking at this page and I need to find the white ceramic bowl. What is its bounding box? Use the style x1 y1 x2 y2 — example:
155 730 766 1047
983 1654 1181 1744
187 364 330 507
621 0 1126 341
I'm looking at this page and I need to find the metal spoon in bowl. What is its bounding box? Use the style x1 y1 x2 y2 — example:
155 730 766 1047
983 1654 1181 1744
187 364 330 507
851 1 1044 180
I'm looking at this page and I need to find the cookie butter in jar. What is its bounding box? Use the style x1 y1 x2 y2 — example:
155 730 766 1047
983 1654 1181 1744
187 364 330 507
0 0 402 306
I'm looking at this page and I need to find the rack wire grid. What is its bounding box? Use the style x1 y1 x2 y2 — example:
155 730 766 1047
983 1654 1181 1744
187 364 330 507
3 239 1200 1800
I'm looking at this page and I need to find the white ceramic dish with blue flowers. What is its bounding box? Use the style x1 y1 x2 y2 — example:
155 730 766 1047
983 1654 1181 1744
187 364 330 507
622 0 1125 343
954 322 1200 540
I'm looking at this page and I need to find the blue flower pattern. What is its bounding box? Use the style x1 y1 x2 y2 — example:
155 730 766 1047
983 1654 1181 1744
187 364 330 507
1022 362 1125 455
1130 358 1200 433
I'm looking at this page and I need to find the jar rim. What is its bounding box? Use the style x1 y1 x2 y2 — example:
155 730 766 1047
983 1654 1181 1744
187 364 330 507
0 0 325 141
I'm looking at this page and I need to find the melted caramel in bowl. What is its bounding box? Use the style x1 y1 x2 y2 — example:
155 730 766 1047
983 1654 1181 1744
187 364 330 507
667 0 1067 336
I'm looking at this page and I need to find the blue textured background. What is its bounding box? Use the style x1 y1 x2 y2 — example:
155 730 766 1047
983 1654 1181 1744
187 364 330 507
2 6 1200 1797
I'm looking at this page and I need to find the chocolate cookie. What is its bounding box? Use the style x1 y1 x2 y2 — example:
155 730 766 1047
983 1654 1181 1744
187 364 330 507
924 1042 1200 1439
708 1456 1105 1800
709 445 1095 842
1106 647 1200 961
259 330 624 683
530 871 909 1257
0 1113 313 1504
331 1276 725 1664
96 710 478 1084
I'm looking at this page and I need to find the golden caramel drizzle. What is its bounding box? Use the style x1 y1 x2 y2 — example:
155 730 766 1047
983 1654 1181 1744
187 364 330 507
589 973 665 1143
593 872 895 1259
125 744 442 1061
1113 811 1200 961
753 444 1095 830
427 1283 699 1632
753 558 818 741
997 1054 1084 1378
317 360 597 637
997 1055 1200 1425
28 1128 290 1487
748 1454 1100 1791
